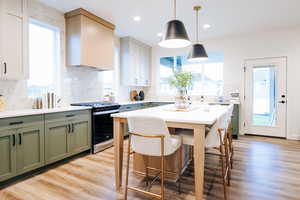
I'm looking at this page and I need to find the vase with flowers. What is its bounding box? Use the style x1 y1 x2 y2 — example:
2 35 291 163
169 70 193 110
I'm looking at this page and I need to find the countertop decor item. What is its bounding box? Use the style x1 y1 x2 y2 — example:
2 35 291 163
130 90 138 101
134 95 142 101
158 0 191 48
187 6 208 62
103 92 115 102
139 91 145 100
169 70 193 109
0 95 5 112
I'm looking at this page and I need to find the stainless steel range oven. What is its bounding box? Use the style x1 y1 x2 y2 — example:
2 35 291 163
71 102 120 153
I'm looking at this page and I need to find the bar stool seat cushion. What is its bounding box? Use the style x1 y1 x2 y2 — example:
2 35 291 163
128 115 182 156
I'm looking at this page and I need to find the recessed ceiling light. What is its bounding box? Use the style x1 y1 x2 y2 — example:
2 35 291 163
157 32 163 37
203 24 211 29
133 16 141 22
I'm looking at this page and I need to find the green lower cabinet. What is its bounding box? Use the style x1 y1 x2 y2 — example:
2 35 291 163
0 110 91 182
0 130 16 182
0 121 45 182
68 119 91 154
45 121 70 165
45 110 91 165
16 124 45 174
231 104 240 139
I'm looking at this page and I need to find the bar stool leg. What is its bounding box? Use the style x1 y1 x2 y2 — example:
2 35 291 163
160 137 165 200
219 145 227 200
224 136 231 186
178 146 182 194
124 135 132 200
228 123 234 169
145 156 149 187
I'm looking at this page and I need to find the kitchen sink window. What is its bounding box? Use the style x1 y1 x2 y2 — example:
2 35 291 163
159 52 224 96
27 19 60 97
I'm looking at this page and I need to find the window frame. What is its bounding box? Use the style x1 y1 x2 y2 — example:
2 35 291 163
27 18 61 98
157 54 224 97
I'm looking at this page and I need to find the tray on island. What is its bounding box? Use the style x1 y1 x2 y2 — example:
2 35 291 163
164 106 198 112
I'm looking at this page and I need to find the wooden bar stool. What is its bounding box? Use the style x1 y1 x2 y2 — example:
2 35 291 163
177 105 234 200
125 115 182 200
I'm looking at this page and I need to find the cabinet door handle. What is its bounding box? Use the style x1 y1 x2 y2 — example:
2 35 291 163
9 121 24 126
12 135 16 146
71 123 74 133
4 62 7 74
19 133 22 145
66 114 75 118
67 124 71 133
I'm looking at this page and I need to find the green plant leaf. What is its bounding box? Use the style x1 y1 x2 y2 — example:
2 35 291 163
169 70 193 90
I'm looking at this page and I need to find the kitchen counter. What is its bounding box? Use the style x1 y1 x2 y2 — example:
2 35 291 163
0 106 92 119
118 101 151 105
113 104 229 125
117 100 240 106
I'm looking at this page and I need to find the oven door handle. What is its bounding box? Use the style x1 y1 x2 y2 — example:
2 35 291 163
93 110 120 116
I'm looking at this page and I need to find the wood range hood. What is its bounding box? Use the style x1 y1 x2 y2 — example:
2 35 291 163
65 8 115 70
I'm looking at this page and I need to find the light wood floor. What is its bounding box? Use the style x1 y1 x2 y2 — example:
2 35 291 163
1 136 300 200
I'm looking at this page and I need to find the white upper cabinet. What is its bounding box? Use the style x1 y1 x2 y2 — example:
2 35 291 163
0 0 27 80
4 0 24 17
120 37 151 87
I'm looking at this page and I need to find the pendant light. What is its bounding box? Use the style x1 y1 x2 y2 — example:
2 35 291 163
187 6 208 62
159 0 191 48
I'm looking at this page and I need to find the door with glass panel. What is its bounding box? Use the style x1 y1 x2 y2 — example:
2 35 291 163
244 57 287 137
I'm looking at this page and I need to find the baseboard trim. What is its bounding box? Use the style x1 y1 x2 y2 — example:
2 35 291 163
287 135 300 140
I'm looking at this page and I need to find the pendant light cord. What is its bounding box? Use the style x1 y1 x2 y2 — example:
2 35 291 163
174 0 177 19
196 8 199 42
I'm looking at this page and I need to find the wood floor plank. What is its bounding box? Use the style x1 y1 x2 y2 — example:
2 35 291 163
1 136 300 200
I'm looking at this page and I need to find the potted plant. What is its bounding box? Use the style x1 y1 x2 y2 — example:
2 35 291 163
169 70 193 109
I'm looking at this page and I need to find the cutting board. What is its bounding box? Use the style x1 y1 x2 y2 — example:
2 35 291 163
130 90 138 101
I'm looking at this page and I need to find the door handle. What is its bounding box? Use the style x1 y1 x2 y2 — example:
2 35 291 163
67 124 71 133
19 133 22 145
278 100 286 104
9 121 24 126
12 135 16 146
4 62 7 74
71 123 74 133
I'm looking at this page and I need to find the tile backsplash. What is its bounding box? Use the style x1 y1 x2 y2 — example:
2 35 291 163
0 67 106 110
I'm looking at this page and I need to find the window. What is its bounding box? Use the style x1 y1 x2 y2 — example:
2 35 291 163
28 19 60 97
159 52 224 96
100 70 114 95
99 47 119 95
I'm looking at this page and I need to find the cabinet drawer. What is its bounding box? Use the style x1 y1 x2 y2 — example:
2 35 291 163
0 115 43 131
45 110 90 122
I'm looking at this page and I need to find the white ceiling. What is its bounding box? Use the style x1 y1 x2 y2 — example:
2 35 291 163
38 0 300 46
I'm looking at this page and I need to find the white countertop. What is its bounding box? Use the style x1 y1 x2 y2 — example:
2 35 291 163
0 106 92 119
118 101 151 105
118 100 240 106
112 104 230 125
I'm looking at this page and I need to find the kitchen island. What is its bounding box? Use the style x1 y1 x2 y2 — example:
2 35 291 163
112 104 231 200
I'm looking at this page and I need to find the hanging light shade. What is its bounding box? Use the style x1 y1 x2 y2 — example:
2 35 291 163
187 6 208 62
187 43 208 62
159 0 191 48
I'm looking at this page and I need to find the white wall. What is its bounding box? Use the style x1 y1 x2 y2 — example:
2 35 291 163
150 27 300 140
